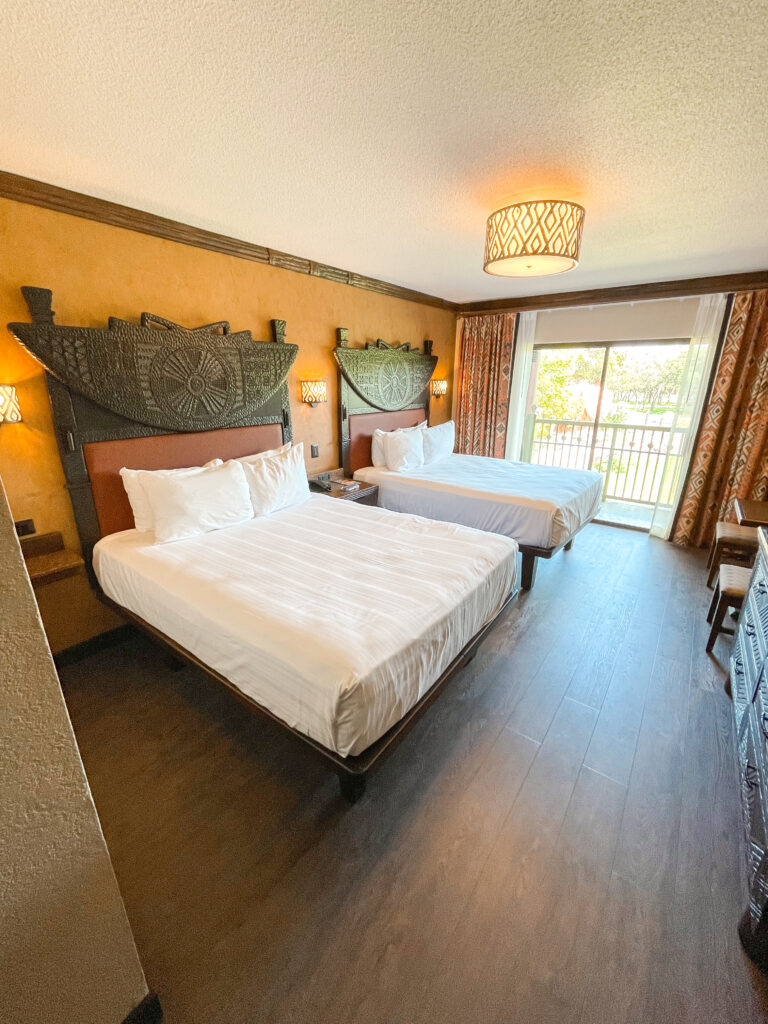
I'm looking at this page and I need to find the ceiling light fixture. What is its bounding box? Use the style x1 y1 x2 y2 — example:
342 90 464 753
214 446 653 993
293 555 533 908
484 199 585 277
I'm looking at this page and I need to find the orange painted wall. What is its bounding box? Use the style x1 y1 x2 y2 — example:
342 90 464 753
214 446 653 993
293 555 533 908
0 197 456 649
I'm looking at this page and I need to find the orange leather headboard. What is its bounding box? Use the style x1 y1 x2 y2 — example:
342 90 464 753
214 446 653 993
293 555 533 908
83 423 284 537
347 410 427 474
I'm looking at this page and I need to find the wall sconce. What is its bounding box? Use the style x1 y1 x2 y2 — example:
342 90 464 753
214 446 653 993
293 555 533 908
300 380 327 408
0 385 22 423
431 379 447 398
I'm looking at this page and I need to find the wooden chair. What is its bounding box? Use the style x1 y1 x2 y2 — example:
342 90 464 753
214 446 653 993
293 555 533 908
706 521 758 588
706 563 753 652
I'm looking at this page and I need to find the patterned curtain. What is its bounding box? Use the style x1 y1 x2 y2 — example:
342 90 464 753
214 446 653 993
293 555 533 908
673 290 768 547
455 313 517 458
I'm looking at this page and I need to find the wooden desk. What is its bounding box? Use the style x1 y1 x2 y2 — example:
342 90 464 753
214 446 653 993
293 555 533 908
735 499 768 528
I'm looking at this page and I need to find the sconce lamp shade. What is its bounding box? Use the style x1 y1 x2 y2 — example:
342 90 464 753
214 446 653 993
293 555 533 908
431 379 447 398
300 380 327 407
0 385 21 423
484 200 585 277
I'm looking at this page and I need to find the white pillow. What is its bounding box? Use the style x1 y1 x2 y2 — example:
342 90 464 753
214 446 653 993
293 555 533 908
233 442 292 465
120 459 223 532
239 442 310 516
141 460 253 544
371 421 427 467
423 420 455 465
383 427 425 472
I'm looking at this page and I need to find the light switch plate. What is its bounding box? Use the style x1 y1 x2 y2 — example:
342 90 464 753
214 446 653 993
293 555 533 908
310 444 319 458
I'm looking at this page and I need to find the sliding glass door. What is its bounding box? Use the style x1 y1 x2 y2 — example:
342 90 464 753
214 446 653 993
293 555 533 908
516 293 727 535
523 341 691 529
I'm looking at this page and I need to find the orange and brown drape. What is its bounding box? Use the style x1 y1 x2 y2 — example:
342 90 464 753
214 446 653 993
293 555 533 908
674 290 768 547
455 313 517 458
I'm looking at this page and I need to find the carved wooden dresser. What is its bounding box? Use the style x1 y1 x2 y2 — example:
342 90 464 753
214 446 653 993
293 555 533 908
731 527 768 970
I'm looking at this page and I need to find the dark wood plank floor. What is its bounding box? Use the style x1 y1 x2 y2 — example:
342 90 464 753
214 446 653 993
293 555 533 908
60 524 768 1023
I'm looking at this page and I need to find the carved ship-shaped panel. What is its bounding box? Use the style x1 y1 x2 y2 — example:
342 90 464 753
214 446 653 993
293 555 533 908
8 287 298 433
334 332 437 412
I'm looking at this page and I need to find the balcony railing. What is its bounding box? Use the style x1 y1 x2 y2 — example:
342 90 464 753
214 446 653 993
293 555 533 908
523 417 684 505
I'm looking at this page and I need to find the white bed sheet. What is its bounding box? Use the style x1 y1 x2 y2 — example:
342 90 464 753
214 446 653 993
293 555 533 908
354 454 603 548
93 495 517 758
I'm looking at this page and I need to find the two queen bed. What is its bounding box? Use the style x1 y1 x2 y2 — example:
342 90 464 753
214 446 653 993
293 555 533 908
10 289 518 801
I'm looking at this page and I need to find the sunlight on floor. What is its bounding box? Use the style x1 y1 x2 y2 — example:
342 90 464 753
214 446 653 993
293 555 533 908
595 499 654 531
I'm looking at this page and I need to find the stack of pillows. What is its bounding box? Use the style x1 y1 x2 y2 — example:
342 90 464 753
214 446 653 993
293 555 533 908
372 419 455 473
119 442 310 545
118 420 456 546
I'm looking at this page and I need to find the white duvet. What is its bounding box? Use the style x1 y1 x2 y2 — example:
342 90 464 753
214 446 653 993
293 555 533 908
354 454 603 548
93 495 517 757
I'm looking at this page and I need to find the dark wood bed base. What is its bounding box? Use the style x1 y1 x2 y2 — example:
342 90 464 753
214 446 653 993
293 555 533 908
9 289 515 802
519 526 589 590
334 327 584 590
103 588 517 803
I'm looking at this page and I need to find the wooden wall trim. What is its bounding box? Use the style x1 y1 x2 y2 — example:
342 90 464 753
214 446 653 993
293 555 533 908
3 169 767 317
456 270 768 315
0 170 456 313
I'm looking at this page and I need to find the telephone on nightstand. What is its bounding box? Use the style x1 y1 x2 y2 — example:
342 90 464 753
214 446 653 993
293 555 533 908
310 478 332 492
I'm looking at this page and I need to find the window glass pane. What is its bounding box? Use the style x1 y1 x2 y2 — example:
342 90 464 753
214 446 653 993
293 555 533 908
596 343 689 506
525 347 603 470
525 341 693 530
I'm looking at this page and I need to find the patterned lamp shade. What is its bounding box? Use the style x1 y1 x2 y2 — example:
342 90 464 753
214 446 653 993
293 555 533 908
431 379 447 397
0 385 21 423
300 380 327 407
484 200 585 277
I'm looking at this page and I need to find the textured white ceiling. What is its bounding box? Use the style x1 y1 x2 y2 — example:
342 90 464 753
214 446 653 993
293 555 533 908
3 1 767 303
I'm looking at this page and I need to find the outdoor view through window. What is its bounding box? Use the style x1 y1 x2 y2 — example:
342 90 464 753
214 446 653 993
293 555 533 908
523 342 690 529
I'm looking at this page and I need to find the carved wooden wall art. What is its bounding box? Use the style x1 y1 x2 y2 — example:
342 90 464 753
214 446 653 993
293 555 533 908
334 327 437 474
7 286 296 579
334 328 437 412
8 287 297 433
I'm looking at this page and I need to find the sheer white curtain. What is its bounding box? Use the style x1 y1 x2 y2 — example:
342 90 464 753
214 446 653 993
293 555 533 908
504 311 537 461
649 293 728 539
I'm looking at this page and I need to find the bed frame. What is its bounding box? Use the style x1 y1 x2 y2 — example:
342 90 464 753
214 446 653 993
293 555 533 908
334 328 584 589
9 289 516 802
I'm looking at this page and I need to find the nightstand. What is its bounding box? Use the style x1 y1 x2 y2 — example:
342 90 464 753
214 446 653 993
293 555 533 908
309 469 379 507
19 530 121 656
21 531 84 589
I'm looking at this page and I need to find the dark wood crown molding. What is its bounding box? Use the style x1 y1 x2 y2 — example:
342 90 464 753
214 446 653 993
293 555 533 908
0 170 455 313
2 170 766 317
456 270 768 315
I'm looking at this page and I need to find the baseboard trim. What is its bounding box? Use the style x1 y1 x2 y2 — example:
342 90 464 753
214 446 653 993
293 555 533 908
53 624 133 668
122 993 162 1024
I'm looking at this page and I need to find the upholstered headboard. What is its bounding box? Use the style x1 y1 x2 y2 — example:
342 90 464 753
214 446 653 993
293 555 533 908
81 424 285 538
8 287 298 576
333 328 437 474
